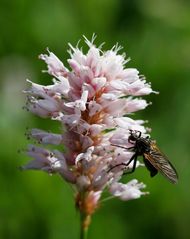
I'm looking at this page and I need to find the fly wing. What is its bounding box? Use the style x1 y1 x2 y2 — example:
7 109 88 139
144 142 178 184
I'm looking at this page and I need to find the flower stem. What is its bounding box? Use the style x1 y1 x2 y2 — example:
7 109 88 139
80 213 90 239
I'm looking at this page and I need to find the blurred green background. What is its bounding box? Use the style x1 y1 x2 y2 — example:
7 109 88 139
0 0 190 238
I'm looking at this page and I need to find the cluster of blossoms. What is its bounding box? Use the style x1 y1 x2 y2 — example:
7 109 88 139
22 36 155 228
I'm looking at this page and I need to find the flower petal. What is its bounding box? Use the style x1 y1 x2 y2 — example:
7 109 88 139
109 180 148 201
39 49 68 77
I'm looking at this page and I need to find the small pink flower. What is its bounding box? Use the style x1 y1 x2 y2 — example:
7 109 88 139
109 180 148 201
29 128 62 145
39 48 69 77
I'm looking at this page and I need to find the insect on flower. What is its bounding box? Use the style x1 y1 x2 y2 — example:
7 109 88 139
109 130 178 184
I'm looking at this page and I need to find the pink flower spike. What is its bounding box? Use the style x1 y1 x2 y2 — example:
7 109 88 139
23 36 158 230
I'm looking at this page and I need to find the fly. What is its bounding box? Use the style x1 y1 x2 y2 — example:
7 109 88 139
109 130 178 184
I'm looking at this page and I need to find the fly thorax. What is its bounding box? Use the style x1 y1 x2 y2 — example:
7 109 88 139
136 140 150 154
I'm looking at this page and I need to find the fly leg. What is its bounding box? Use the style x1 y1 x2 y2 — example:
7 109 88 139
111 144 135 151
107 153 137 173
123 154 137 175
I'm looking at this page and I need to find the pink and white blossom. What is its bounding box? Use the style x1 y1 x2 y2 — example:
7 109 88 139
22 36 156 226
109 180 148 201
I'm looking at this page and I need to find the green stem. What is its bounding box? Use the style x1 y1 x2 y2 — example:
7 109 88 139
80 213 89 239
